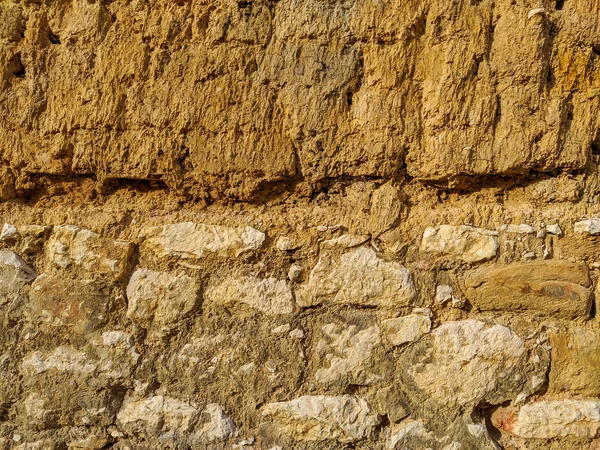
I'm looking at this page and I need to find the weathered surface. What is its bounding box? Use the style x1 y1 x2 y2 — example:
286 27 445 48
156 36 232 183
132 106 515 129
262 395 379 442
1 0 599 197
297 247 416 308
2 0 600 449
0 248 36 306
421 225 499 262
464 261 592 319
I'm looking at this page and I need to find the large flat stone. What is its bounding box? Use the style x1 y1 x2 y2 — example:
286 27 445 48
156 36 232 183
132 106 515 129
44 225 135 281
28 274 111 334
140 222 265 260
21 331 140 382
204 275 294 315
117 396 236 443
262 395 379 443
464 260 592 319
297 247 416 308
401 320 541 407
126 268 201 330
421 225 499 262
493 400 600 439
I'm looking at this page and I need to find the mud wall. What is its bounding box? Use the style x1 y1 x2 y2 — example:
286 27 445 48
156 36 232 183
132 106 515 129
1 0 600 449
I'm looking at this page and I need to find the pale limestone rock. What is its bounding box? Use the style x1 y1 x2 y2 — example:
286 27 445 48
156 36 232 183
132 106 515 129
316 324 382 385
498 223 536 234
436 285 464 308
527 7 546 20
297 247 416 308
493 400 600 439
126 268 200 329
45 225 134 280
275 236 299 251
117 396 236 442
22 347 96 375
271 324 291 334
102 330 135 348
406 320 526 406
205 275 294 315
117 395 199 433
421 225 499 262
0 223 17 241
21 393 56 430
547 223 563 236
28 274 110 333
388 419 432 449
322 234 369 248
262 395 379 443
22 332 139 380
0 249 36 305
436 284 453 304
141 222 265 260
289 328 305 339
574 218 600 235
464 260 591 319
288 263 303 282
381 314 431 346
198 403 238 442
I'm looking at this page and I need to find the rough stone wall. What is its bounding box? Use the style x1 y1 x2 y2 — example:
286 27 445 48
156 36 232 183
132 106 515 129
1 0 600 449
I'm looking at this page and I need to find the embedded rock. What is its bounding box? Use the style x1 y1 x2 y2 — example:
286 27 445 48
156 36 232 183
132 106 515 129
574 218 600 235
321 234 370 248
22 332 139 381
117 396 236 443
381 314 431 346
28 274 111 334
297 247 416 308
140 222 265 260
549 327 600 396
44 226 135 281
493 400 600 439
401 320 537 407
0 249 36 306
421 225 499 262
464 260 592 319
262 395 379 443
205 275 294 315
315 323 383 385
126 268 201 330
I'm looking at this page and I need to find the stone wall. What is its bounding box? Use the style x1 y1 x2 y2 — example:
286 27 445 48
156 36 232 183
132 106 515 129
1 0 600 449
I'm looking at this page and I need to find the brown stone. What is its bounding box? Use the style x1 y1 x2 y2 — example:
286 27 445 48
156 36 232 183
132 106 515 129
549 327 600 397
28 274 111 334
464 261 592 319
